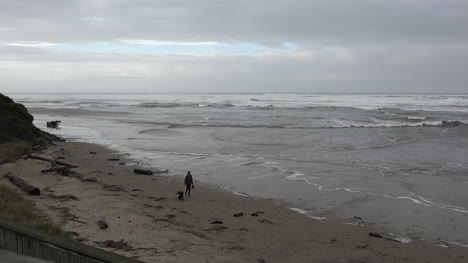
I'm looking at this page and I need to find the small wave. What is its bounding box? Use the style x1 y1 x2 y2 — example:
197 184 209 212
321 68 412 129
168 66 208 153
138 102 235 108
407 116 426 121
139 102 184 108
309 216 327 220
288 207 308 215
20 100 64 104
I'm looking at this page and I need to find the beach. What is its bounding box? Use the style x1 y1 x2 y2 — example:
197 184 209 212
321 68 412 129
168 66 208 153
1 140 466 263
7 93 468 246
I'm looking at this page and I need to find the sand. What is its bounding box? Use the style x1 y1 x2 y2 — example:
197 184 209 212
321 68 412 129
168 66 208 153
0 141 466 263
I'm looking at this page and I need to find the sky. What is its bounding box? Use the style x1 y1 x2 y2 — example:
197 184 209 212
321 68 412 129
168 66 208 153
1 0 467 93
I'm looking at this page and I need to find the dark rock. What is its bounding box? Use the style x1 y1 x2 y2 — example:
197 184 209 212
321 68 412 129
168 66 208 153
119 163 126 165
97 219 108 229
133 169 153 175
108 158 120 161
330 238 338 244
89 151 97 154
46 120 61 129
258 258 266 263
211 220 223 224
233 212 244 217
0 159 5 165
251 212 259 217
353 216 363 220
369 232 383 239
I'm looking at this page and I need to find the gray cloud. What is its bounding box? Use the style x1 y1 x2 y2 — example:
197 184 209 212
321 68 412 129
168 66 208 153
0 0 467 93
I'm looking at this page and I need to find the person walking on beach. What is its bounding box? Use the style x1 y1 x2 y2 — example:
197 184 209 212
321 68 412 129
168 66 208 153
184 171 194 196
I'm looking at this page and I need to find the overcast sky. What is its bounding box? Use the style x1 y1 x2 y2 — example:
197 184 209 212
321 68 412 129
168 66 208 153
1 0 467 93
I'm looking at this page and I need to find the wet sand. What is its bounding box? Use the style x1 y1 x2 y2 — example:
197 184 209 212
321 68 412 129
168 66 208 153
0 141 466 263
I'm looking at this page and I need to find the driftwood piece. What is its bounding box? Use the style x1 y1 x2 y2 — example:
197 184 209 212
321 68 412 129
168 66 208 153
29 154 75 167
368 232 400 242
133 169 153 175
4 173 40 195
41 166 78 173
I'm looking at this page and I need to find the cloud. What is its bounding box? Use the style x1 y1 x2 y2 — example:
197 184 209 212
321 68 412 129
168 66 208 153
4 42 62 48
0 0 467 92
118 40 219 46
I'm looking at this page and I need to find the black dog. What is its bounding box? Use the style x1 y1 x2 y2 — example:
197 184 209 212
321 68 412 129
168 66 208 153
176 191 184 201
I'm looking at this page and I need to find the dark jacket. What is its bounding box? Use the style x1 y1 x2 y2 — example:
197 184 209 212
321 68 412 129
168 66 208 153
184 174 193 185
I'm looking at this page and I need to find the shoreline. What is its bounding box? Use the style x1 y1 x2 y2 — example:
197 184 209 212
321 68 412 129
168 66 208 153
1 141 466 262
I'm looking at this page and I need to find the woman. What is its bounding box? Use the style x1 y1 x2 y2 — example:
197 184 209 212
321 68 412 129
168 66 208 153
184 171 194 196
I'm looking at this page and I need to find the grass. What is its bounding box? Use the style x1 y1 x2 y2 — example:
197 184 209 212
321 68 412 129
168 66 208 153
0 140 32 162
0 93 48 162
0 184 69 238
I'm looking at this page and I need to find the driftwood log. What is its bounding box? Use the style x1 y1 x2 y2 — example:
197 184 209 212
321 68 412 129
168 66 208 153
4 173 41 195
29 154 75 167
41 166 78 173
133 169 153 175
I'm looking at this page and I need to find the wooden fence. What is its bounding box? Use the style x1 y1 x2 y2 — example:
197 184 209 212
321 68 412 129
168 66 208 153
0 219 145 263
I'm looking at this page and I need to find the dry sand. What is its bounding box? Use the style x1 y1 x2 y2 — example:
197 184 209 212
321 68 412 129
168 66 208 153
0 141 466 263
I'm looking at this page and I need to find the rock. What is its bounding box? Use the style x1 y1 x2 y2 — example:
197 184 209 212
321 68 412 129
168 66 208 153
119 163 126 165
251 212 259 217
89 151 97 154
108 158 120 161
97 219 108 229
353 216 363 220
46 120 61 129
133 169 153 175
211 220 224 224
233 212 244 217
258 258 266 263
0 159 5 165
369 232 383 239
330 238 338 244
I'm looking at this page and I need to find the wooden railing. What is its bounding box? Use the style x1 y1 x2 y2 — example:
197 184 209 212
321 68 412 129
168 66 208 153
0 219 146 263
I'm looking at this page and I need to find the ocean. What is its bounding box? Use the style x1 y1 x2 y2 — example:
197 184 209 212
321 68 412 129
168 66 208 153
8 93 468 246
